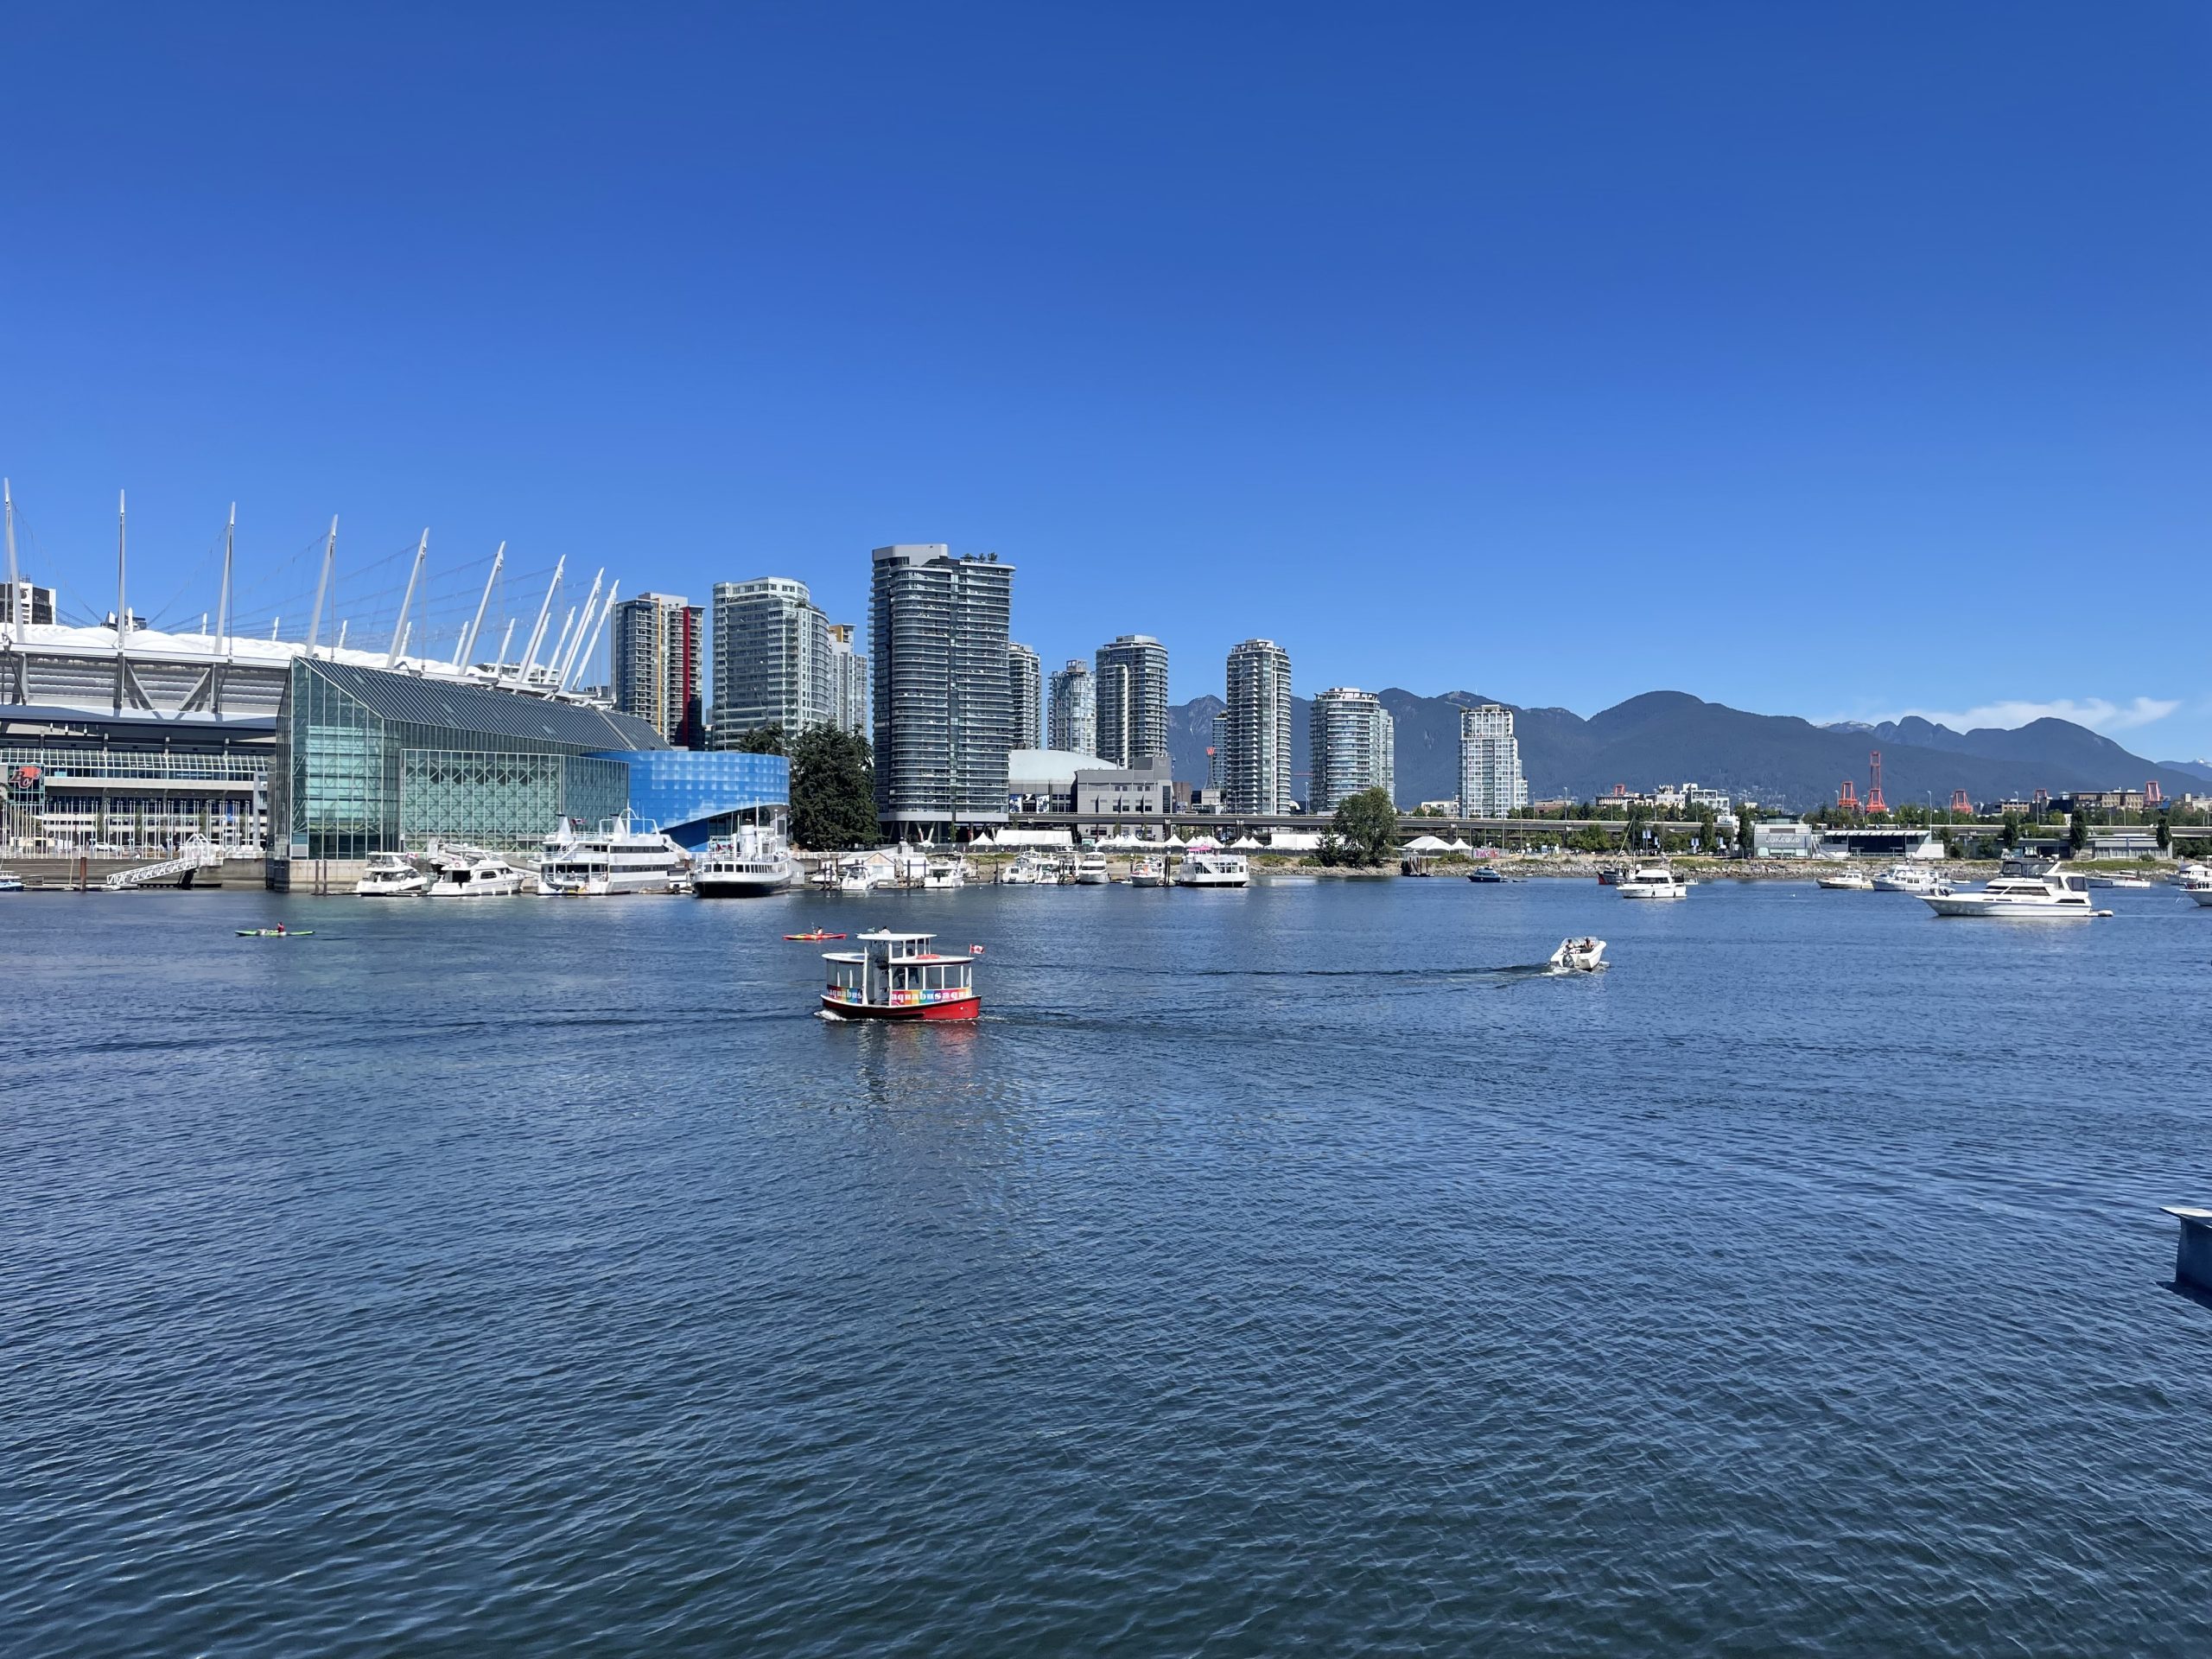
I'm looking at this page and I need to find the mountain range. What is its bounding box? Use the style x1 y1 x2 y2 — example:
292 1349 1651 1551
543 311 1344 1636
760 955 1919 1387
1165 690 2202 811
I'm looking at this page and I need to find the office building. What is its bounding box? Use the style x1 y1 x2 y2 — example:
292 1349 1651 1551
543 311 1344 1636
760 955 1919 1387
1072 757 1176 826
870 543 1015 830
1048 658 1096 755
1310 687 1395 813
1459 702 1528 817
6 579 56 626
710 577 835 744
827 623 868 738
1094 633 1169 767
1007 641 1043 750
1223 639 1293 815
612 593 703 747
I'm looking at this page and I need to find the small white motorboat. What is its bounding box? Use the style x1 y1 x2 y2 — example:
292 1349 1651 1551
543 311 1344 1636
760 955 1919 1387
1548 937 1607 972
1617 861 1689 899
1127 854 1167 887
2086 874 2152 889
1817 868 1875 891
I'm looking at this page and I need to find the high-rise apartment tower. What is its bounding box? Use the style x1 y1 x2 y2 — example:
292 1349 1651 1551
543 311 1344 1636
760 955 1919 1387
1007 641 1043 750
710 577 833 745
1459 702 1528 816
611 592 703 747
1310 687 1395 814
1094 633 1169 767
1223 639 1294 815
1048 658 1096 755
870 544 1015 829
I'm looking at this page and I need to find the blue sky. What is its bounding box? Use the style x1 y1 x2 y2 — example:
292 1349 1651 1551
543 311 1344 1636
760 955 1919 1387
3 3 2207 755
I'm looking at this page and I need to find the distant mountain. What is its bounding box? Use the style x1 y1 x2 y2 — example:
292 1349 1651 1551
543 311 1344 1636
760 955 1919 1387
2158 759 2212 786
1166 689 2199 810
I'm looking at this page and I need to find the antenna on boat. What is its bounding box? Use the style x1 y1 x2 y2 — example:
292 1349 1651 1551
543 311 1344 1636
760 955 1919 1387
566 581 616 692
456 541 503 668
514 556 563 688
306 516 337 659
386 528 428 669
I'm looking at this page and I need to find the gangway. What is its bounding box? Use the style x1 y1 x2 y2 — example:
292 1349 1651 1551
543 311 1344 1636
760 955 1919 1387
103 836 224 890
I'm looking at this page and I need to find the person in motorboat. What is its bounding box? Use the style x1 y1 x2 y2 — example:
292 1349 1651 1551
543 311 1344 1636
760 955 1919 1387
1548 937 1606 972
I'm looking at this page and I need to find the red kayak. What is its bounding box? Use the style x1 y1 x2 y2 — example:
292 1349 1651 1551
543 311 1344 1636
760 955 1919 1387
785 930 847 941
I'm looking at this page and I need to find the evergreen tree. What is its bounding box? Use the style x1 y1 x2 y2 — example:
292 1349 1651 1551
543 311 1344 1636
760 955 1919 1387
789 725 879 850
734 722 785 756
2067 809 2088 855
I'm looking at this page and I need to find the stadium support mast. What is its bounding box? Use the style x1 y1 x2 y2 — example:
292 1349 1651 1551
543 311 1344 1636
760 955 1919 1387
386 530 429 670
456 542 504 668
306 518 338 659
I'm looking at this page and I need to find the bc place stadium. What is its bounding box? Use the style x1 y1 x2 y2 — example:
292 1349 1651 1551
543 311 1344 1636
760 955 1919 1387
0 486 783 888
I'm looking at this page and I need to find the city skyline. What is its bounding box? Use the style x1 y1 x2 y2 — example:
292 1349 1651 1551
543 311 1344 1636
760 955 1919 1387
3 8 2203 753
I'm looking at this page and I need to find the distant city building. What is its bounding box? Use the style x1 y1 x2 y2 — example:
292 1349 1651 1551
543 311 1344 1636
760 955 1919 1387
1094 633 1169 768
1007 746 1108 813
870 544 1015 830
709 577 834 746
1073 756 1176 825
7 579 56 626
612 592 703 747
1418 798 1460 816
1208 709 1226 793
1007 641 1043 750
1047 658 1096 756
826 622 868 739
1223 639 1293 815
1458 702 1527 816
1309 686 1395 814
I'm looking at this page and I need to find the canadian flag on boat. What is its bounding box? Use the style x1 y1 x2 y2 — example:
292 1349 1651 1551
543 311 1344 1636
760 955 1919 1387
969 944 985 956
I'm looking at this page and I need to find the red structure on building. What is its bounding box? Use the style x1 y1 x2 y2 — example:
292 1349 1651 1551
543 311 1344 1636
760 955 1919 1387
1865 751 1886 816
2147 780 2164 808
1839 780 1859 815
1949 788 1973 815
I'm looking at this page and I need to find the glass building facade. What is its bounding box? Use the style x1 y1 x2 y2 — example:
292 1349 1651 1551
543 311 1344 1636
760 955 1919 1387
600 748 791 849
271 658 665 861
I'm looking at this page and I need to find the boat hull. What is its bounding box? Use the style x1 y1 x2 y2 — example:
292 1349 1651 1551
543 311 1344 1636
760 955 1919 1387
695 873 793 897
1922 895 2093 918
1618 887 1686 899
821 993 980 1021
2190 888 2212 908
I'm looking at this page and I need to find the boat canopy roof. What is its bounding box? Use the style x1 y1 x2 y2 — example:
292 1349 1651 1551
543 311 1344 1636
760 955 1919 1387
856 929 939 943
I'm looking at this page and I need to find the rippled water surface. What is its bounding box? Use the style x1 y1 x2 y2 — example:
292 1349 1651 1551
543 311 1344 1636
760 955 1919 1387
7 876 2212 1655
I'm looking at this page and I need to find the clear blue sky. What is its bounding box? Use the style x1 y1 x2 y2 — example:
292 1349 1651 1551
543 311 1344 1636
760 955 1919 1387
3 3 2206 755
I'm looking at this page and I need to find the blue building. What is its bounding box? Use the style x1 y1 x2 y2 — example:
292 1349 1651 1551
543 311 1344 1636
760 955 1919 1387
595 748 790 849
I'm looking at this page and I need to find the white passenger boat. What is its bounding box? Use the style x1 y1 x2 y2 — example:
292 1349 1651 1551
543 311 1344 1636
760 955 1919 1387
537 813 688 895
1923 861 2100 919
693 823 796 897
1175 851 1249 887
425 846 526 898
1816 868 1874 891
1872 863 1947 894
1127 854 1167 887
922 855 968 890
355 852 428 897
1617 861 1690 899
1548 936 1607 972
1073 851 1110 886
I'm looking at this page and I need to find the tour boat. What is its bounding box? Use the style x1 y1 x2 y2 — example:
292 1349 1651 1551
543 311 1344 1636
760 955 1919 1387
1175 850 1249 887
1127 854 1167 887
1872 863 1946 894
425 847 527 898
1617 861 1690 899
1073 851 1110 886
1548 937 1606 972
694 823 797 897
355 852 427 897
821 930 981 1020
1817 868 1874 891
537 813 688 896
1923 862 2101 919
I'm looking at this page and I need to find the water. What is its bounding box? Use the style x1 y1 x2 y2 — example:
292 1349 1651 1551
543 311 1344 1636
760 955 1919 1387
6 876 2210 1655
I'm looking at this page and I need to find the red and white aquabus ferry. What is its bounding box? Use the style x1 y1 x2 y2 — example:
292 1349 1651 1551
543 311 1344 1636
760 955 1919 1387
821 930 982 1021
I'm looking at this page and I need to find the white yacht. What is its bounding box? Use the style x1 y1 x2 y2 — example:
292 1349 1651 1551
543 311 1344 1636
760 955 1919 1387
1073 851 1110 886
1127 854 1167 887
536 813 688 896
836 858 887 895
425 847 527 898
996 853 1046 886
1923 862 2099 919
1176 850 1249 887
2086 873 2153 889
2190 886 2212 909
355 853 428 897
1617 861 1690 899
693 823 796 897
921 855 968 890
2171 861 2212 888
1872 863 1947 894
1816 868 1874 891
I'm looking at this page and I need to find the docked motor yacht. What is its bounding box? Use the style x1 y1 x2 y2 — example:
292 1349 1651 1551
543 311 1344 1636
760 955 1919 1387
1127 854 1167 887
1923 862 2100 919
1617 861 1690 899
2087 873 2153 889
922 855 968 890
1175 850 1250 887
0 870 23 893
694 823 796 897
995 854 1046 886
2171 861 2211 888
1816 868 1874 891
537 814 689 896
1872 863 1947 894
355 852 428 897
1073 851 1110 886
425 847 526 898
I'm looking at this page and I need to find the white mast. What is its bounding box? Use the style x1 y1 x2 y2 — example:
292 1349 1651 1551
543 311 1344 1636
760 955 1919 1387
337 620 349 649
495 617 518 671
545 606 577 687
555 567 603 687
116 491 128 645
386 528 429 669
215 504 234 656
515 556 564 687
455 540 504 667
306 516 338 659
3 479 17 633
565 582 617 692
